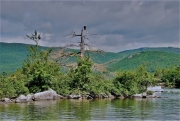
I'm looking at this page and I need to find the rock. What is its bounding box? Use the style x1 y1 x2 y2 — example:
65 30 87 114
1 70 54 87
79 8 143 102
146 95 155 98
108 94 116 99
34 89 59 101
93 93 109 99
26 94 34 101
101 93 109 98
68 94 82 99
15 89 62 103
53 94 64 100
133 94 142 98
146 92 162 98
15 95 27 103
15 94 33 103
116 94 125 99
86 95 93 99
4 98 12 103
142 92 147 96
0 101 4 104
147 86 163 92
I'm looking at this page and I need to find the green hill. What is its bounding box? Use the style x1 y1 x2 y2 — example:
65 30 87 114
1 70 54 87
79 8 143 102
0 42 49 73
0 42 180 73
117 47 180 58
109 51 180 72
0 42 122 73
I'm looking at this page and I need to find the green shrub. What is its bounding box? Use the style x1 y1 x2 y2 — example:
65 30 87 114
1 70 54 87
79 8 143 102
0 71 29 98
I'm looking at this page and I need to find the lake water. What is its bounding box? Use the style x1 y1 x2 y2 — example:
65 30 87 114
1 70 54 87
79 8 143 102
0 89 180 120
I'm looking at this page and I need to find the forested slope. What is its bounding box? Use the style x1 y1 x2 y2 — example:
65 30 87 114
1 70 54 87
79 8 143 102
109 51 180 72
0 42 49 72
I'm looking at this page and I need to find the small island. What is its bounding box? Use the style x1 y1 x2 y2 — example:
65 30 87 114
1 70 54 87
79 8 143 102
1 31 180 103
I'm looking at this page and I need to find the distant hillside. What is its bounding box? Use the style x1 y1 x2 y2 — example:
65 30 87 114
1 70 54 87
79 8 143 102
0 42 49 73
117 47 180 58
0 42 122 72
0 42 180 73
109 51 180 72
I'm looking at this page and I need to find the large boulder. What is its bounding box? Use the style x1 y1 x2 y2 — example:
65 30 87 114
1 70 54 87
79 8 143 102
34 89 63 101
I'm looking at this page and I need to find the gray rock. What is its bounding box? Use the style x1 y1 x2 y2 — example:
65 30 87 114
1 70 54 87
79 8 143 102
68 94 82 99
108 94 116 99
53 94 63 100
0 101 4 104
116 94 125 99
133 94 143 98
34 89 59 101
86 95 93 99
93 93 109 99
4 98 12 103
147 86 163 92
146 95 156 98
142 92 147 96
100 93 109 98
15 94 33 103
26 94 34 101
15 95 27 103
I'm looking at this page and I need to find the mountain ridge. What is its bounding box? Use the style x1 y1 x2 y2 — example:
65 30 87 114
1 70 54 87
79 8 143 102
0 42 180 73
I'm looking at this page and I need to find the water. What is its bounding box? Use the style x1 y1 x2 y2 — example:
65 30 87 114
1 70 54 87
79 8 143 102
0 89 180 120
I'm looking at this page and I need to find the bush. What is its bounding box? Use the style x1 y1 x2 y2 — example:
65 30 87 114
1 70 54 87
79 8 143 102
0 71 29 98
68 56 93 93
161 66 180 88
113 64 157 97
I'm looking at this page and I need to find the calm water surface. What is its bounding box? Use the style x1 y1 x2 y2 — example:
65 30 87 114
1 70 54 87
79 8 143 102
0 89 180 120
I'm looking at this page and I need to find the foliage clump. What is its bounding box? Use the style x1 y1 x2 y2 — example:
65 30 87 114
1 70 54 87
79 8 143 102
0 71 29 98
22 47 61 93
161 65 180 88
113 64 158 97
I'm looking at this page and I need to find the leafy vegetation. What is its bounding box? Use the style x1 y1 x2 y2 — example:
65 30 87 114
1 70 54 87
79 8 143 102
0 70 29 98
22 47 61 93
160 65 180 88
112 64 158 97
68 55 93 92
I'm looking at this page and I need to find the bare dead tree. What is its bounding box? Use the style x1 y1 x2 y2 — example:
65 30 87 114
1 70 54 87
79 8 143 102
50 26 117 74
50 25 97 68
67 25 93 60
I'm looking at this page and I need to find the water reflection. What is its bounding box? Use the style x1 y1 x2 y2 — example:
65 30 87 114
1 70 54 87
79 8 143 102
0 90 180 120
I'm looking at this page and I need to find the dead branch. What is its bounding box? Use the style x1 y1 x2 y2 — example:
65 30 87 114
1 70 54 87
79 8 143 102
92 59 117 73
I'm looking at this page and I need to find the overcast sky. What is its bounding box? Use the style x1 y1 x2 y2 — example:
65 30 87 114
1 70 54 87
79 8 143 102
1 0 179 52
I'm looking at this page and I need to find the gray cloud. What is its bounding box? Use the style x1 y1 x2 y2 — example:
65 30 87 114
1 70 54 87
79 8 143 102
1 0 179 52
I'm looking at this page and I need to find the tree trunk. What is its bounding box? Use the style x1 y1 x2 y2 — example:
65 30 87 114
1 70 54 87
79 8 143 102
80 29 84 60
